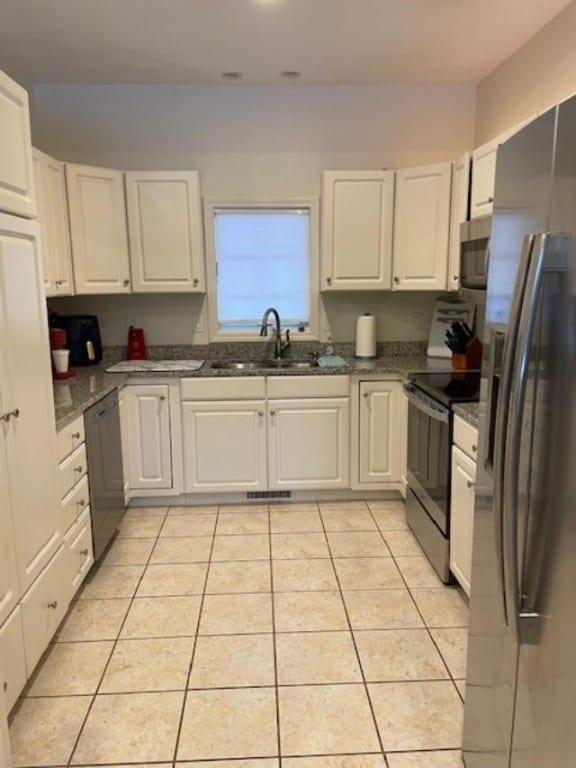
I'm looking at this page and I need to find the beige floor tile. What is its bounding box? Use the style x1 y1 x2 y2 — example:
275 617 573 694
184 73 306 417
137 563 208 597
217 511 270 535
102 537 155 565
206 560 271 593
410 588 469 628
355 629 448 682
78 764 171 768
334 558 404 590
10 695 91 767
118 515 164 538
381 530 423 557
177 688 277 761
79 564 145 599
100 637 194 692
160 514 217 537
276 631 362 684
387 752 463 768
279 684 380 756
271 502 318 512
178 762 278 768
168 504 219 515
125 505 168 518
273 559 338 591
343 590 423 630
327 532 390 558
271 533 330 559
319 501 368 511
190 634 275 688
370 507 409 531
212 534 270 561
150 536 213 564
72 691 183 764
367 499 405 512
274 591 348 632
395 556 443 588
57 599 130 642
121 596 202 638
27 641 113 696
455 679 466 699
283 759 385 768
219 503 269 513
368 681 463 751
270 510 323 533
430 627 468 678
321 509 377 532
199 593 273 634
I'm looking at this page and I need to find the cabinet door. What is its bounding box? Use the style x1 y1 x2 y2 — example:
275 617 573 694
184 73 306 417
0 401 19 627
66 163 131 294
268 398 350 490
0 72 35 218
321 171 394 290
358 382 402 484
0 607 27 713
447 152 470 291
470 139 498 219
34 149 74 297
126 171 205 293
182 400 267 492
0 214 61 592
64 507 94 601
124 385 172 490
450 445 476 596
393 162 451 290
118 390 132 503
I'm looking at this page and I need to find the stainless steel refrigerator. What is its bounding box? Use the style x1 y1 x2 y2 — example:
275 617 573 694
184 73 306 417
462 97 576 767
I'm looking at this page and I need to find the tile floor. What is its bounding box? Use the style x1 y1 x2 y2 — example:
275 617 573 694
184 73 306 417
9 500 468 768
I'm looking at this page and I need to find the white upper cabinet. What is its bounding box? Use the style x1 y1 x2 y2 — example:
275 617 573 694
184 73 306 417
33 149 74 296
392 162 452 290
126 171 206 293
321 170 394 290
447 152 471 291
0 71 35 218
66 163 131 294
470 139 499 219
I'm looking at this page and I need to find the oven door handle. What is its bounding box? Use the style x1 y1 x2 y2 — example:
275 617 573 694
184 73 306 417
404 384 450 424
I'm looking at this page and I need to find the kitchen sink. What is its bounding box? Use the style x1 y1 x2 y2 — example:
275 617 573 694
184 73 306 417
209 361 262 370
261 359 319 369
209 359 319 371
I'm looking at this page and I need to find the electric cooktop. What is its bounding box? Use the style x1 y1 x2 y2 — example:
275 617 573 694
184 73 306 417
408 370 481 408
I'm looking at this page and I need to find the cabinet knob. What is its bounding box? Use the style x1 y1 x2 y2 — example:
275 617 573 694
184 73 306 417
453 275 459 282
270 410 276 416
258 411 264 417
80 548 89 557
326 277 332 285
467 480 475 489
74 465 84 473
1 408 20 422
363 392 369 398
77 498 86 507
55 279 63 286
472 444 478 453
123 279 130 287
159 395 166 401
394 276 400 284
2 681 6 692
193 278 199 286
72 431 81 439
47 600 58 610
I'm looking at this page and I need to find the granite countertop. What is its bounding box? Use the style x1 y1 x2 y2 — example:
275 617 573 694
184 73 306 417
53 351 454 431
453 402 480 429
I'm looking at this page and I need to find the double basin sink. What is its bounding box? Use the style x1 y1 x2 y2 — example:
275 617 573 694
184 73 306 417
210 359 319 371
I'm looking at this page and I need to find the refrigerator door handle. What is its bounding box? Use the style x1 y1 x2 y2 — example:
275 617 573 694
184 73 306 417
493 233 535 626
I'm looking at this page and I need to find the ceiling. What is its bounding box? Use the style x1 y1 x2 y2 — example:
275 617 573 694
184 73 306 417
0 0 571 86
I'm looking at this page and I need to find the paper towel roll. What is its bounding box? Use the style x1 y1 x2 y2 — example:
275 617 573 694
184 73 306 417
355 313 377 359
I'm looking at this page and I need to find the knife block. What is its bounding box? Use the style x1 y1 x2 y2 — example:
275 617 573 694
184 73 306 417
452 337 482 370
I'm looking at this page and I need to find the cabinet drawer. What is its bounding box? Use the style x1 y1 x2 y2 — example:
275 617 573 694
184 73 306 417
20 545 70 673
0 606 27 713
57 416 85 463
64 507 94 600
181 377 266 400
453 415 479 462
267 375 350 399
62 475 90 532
59 443 87 499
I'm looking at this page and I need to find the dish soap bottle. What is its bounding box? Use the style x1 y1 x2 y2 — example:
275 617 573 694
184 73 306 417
325 335 334 356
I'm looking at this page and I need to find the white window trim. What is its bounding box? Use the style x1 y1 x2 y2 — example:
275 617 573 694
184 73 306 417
204 198 320 343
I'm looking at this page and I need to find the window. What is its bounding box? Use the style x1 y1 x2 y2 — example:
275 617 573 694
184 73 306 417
206 201 319 339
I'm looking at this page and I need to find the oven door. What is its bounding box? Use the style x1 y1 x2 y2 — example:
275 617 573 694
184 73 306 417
405 383 450 534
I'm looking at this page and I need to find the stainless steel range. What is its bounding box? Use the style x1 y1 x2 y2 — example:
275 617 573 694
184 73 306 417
404 371 480 582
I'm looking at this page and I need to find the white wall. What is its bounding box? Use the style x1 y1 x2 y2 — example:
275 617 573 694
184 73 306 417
476 0 576 144
34 83 475 344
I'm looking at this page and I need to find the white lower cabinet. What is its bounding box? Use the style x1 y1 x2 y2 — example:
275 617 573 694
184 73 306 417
20 545 70 673
64 507 94 600
0 606 27 713
182 400 267 492
450 444 476 597
358 381 402 485
268 398 350 490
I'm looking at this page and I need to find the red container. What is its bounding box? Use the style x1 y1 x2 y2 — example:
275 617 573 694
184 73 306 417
127 326 147 360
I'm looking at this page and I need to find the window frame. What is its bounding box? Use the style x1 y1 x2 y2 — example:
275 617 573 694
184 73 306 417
204 198 320 342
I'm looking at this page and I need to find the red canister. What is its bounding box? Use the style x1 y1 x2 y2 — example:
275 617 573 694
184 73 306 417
127 326 147 360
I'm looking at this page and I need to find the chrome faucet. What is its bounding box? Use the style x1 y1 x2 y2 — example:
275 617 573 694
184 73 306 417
259 307 290 359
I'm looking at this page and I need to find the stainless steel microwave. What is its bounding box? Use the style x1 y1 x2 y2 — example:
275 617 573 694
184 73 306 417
459 214 491 290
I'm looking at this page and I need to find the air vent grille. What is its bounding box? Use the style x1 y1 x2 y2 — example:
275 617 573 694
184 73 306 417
246 491 292 500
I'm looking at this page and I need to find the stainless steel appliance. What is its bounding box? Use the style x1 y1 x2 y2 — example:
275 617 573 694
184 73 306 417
463 99 576 767
405 371 480 582
460 215 491 292
84 390 126 560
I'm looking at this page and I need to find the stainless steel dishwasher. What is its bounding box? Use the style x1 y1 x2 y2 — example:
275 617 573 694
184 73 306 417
84 390 126 560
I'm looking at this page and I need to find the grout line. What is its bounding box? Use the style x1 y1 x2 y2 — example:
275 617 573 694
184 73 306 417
267 503 283 768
